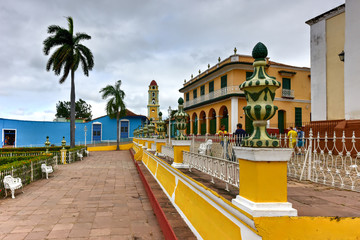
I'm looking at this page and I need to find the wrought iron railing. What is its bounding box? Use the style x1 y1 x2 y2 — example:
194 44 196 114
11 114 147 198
183 151 239 191
281 89 294 98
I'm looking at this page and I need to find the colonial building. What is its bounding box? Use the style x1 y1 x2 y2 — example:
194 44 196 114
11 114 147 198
1 109 146 148
179 51 311 135
147 80 160 122
306 1 359 122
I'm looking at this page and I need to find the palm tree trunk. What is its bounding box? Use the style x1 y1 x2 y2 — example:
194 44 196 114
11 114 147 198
116 112 120 151
70 70 76 148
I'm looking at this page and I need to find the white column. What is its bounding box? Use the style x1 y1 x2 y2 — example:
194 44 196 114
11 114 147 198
230 97 238 133
344 0 360 120
309 20 327 121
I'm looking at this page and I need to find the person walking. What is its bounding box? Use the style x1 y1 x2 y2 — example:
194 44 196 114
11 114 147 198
218 125 230 159
234 123 247 146
297 127 305 153
288 126 297 148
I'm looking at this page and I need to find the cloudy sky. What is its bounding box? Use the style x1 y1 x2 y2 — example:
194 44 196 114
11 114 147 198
0 0 344 121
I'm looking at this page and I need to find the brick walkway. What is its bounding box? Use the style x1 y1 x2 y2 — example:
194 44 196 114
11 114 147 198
0 151 164 240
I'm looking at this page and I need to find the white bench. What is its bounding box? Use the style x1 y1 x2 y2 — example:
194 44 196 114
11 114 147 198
77 151 83 161
3 175 23 199
198 139 213 155
41 164 53 179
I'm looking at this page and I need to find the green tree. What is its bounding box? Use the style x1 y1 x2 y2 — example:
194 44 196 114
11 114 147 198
99 80 126 150
43 17 94 148
55 98 92 121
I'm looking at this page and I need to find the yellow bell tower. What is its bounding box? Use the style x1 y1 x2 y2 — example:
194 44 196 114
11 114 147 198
148 80 160 121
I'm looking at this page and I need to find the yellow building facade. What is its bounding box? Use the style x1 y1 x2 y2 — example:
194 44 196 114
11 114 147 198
179 53 311 134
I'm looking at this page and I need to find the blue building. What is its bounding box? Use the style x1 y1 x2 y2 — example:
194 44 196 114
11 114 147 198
0 110 146 147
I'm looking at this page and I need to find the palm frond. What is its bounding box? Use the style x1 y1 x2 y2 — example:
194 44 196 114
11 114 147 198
74 33 91 44
47 25 63 34
59 62 71 84
67 17 74 35
77 44 94 69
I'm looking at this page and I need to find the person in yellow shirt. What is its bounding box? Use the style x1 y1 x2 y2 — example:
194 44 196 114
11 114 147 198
218 125 230 159
288 126 297 148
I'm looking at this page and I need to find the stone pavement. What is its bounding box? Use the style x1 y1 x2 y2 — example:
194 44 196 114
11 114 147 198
0 151 164 240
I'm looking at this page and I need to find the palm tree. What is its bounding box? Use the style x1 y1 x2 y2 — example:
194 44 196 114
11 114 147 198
43 17 94 148
100 80 126 150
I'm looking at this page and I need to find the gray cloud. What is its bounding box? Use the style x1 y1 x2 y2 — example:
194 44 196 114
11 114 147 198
0 0 344 121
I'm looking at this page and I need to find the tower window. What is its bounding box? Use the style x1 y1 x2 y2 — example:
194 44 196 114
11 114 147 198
152 98 156 104
152 86 155 89
152 92 155 97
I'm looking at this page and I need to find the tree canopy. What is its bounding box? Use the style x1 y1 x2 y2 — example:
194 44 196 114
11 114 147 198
55 99 92 121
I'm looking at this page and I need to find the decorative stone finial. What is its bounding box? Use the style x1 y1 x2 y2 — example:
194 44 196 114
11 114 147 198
157 112 166 139
45 136 50 153
174 98 188 140
148 119 155 138
184 79 186 83
239 42 281 148
208 64 210 69
191 74 193 78
234 47 237 54
218 57 221 62
61 136 66 150
252 42 268 60
198 69 201 74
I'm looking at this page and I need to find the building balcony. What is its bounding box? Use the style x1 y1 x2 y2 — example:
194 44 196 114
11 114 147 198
184 86 244 108
282 89 294 98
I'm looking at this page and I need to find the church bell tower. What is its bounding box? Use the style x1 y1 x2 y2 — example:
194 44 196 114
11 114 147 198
147 80 160 121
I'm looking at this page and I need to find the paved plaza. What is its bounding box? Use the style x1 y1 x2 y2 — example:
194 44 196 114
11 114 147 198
0 151 164 240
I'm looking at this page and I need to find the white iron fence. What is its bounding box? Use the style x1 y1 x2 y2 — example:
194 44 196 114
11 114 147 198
153 129 360 192
183 151 239 191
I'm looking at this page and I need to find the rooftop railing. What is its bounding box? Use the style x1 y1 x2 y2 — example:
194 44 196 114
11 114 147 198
184 86 243 108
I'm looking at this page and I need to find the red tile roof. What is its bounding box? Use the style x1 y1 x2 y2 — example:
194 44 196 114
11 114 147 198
150 80 158 86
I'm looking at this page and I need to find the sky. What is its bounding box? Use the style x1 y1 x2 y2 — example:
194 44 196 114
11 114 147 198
0 0 344 121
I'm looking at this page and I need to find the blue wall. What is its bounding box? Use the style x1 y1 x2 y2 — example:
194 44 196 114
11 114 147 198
0 115 146 147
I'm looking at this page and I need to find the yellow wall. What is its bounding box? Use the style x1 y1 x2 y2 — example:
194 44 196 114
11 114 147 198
135 145 360 240
326 12 345 120
87 143 133 151
255 216 360 240
138 148 259 239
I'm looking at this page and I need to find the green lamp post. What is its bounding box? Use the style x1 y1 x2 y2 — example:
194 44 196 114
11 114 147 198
157 112 166 139
173 98 189 140
239 42 281 148
45 136 50 153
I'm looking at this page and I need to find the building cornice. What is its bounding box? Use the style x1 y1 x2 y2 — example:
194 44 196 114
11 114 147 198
306 4 345 26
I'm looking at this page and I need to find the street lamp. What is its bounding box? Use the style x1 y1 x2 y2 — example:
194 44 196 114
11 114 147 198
84 126 87 147
168 106 172 143
338 50 345 62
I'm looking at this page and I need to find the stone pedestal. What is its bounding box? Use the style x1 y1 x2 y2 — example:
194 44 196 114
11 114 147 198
232 147 297 217
147 139 155 151
171 140 191 168
60 149 67 165
155 139 166 154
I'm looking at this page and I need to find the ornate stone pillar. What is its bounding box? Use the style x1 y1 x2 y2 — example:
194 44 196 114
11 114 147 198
232 42 297 218
172 98 191 168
